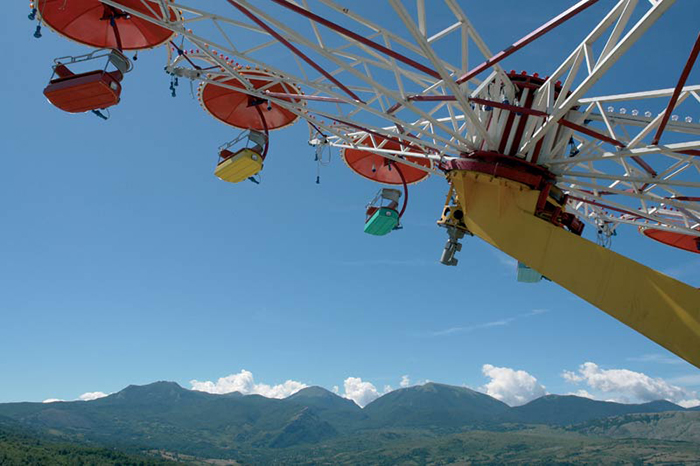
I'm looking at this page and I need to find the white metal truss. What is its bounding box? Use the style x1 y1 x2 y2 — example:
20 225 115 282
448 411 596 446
95 0 699 239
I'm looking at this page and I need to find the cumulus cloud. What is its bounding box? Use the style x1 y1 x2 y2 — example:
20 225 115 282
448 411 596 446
42 398 64 403
400 375 411 388
190 370 307 399
79 391 109 401
481 364 547 406
567 389 594 399
339 377 391 408
562 362 700 407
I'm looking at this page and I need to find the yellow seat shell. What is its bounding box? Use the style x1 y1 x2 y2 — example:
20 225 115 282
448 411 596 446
215 149 263 183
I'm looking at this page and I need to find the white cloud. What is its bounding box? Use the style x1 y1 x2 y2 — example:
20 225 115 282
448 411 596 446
431 318 515 337
190 370 307 399
567 389 594 399
42 398 64 403
431 310 548 337
562 362 700 407
480 364 547 406
669 374 700 387
626 353 685 365
78 391 108 401
400 375 411 388
678 399 700 408
339 377 391 408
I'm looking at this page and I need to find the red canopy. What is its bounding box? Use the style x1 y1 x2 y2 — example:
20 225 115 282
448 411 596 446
199 71 302 131
342 138 432 185
37 0 178 50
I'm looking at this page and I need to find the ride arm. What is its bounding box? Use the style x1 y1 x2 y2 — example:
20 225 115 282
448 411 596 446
449 169 700 368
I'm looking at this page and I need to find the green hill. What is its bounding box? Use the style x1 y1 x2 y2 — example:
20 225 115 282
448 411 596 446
286 386 367 431
570 411 700 442
267 407 338 448
0 382 307 457
505 394 686 425
364 382 509 428
0 424 176 465
1 380 696 463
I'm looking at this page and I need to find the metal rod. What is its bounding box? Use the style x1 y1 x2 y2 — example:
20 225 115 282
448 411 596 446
270 0 441 80
456 0 600 84
225 0 362 102
651 32 700 145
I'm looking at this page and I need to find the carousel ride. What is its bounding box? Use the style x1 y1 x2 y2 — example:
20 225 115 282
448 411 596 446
28 0 700 367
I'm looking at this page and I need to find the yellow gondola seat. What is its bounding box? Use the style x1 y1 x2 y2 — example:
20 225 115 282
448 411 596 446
215 148 263 183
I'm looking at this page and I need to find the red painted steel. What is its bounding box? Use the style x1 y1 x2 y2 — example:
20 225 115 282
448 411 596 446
568 196 645 220
498 110 517 154
200 70 301 131
447 151 554 189
651 33 700 145
508 90 536 156
37 0 178 50
342 137 431 185
456 0 600 84
558 119 657 176
559 118 625 148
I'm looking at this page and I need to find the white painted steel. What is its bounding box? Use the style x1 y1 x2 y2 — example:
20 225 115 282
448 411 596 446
101 0 699 238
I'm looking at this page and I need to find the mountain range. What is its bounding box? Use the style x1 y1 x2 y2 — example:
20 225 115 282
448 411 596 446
0 381 698 463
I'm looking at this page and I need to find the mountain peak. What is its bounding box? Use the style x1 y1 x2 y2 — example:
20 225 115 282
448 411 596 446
364 382 509 428
105 381 194 405
287 386 362 412
507 394 686 425
287 386 336 399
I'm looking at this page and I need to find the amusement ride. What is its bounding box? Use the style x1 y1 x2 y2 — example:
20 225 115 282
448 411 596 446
27 0 700 367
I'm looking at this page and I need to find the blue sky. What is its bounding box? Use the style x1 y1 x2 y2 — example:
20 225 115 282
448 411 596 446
1 1 699 407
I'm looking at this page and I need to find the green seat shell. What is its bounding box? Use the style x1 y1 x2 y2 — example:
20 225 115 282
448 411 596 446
364 207 400 236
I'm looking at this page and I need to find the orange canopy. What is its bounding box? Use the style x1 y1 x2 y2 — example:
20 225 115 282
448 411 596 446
199 71 302 131
342 138 431 185
37 0 178 50
641 227 700 254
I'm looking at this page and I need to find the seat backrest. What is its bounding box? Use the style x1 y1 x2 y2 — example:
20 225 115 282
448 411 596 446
50 69 104 84
108 70 124 83
108 50 131 74
380 188 402 203
54 64 74 78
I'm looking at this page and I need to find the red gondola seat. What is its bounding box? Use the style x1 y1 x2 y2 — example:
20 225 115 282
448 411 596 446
43 50 131 114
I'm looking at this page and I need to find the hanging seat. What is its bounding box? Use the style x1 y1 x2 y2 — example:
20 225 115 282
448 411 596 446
44 70 123 113
215 148 264 183
215 130 267 183
364 187 401 236
43 50 131 114
364 206 400 236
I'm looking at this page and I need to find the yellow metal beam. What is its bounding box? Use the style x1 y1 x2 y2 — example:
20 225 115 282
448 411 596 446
449 170 700 368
